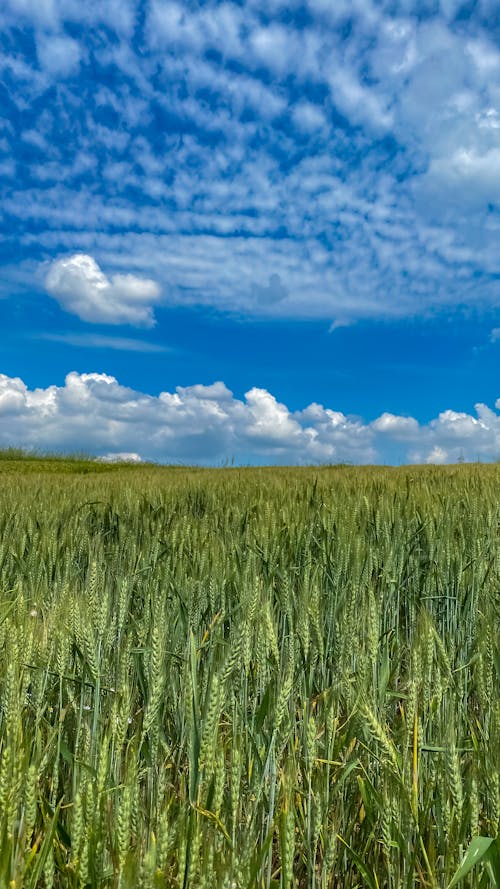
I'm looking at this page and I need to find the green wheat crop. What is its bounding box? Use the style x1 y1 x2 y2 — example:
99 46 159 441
0 459 499 888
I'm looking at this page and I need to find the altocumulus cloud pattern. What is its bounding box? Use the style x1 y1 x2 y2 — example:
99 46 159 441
0 373 499 466
2 0 500 322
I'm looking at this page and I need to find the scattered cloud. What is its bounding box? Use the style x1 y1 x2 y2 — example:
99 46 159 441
0 371 498 465
44 254 162 326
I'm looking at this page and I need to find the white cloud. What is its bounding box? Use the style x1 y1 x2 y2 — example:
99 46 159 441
1 0 137 35
425 147 500 209
327 66 393 131
425 445 448 464
0 371 498 465
98 452 143 463
0 375 27 415
2 0 58 28
371 412 420 438
466 37 500 75
147 0 245 56
244 388 304 447
44 254 162 326
292 101 327 132
36 33 81 76
249 24 299 74
39 333 168 352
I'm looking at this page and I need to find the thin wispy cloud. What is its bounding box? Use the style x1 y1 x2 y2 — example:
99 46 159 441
39 333 169 353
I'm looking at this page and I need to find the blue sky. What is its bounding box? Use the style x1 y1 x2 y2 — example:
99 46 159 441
0 0 499 464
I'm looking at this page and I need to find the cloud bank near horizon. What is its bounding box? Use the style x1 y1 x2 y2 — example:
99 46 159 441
0 371 498 466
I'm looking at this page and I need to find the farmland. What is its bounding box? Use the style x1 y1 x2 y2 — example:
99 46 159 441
0 459 499 888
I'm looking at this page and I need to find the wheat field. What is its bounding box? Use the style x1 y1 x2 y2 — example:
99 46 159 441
0 458 499 888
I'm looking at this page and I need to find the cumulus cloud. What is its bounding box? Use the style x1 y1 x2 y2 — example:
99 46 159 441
0 371 498 465
98 452 143 463
425 445 448 464
44 254 162 326
371 413 420 438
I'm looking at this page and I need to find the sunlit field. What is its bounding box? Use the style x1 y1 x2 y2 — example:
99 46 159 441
0 459 499 888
